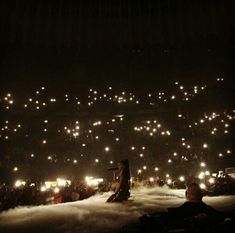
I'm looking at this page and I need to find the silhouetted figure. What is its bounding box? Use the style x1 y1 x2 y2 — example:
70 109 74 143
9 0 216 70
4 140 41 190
139 183 223 233
171 182 220 218
107 159 130 202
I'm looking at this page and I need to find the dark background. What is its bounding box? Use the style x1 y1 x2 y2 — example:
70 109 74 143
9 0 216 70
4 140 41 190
0 0 234 88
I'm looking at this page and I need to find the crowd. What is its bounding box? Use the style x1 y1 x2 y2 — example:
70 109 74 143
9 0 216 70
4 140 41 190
0 179 109 212
1 172 235 212
1 79 234 187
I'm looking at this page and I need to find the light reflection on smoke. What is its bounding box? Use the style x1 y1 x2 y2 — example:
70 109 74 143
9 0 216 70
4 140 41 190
0 186 235 233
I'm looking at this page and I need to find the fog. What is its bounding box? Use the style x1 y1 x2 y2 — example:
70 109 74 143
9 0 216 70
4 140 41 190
0 186 235 233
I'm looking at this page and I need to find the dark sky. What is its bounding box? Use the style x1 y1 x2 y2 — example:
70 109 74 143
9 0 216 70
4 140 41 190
0 0 234 87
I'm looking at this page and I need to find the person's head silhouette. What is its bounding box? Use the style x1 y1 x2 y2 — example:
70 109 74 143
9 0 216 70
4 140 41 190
185 183 203 202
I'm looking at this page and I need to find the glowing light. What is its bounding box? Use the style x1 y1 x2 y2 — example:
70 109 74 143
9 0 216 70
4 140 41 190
15 180 26 188
179 176 185 182
203 143 208 148
200 183 206 189
167 179 172 185
198 172 205 179
205 171 210 176
166 131 171 135
40 186 47 192
208 178 215 184
13 167 18 172
200 162 206 167
104 146 110 152
149 177 154 182
56 178 71 187
85 176 103 186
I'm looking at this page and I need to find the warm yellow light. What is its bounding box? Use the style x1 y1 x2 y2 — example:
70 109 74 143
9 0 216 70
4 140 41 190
208 178 215 184
149 177 154 182
105 146 110 152
200 183 206 189
198 172 205 179
200 162 206 167
179 176 185 182
167 179 172 185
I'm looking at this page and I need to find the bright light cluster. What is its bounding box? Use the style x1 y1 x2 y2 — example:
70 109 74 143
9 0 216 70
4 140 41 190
1 78 234 183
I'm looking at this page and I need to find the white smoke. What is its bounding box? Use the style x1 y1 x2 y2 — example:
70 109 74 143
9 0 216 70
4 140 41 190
0 186 234 233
